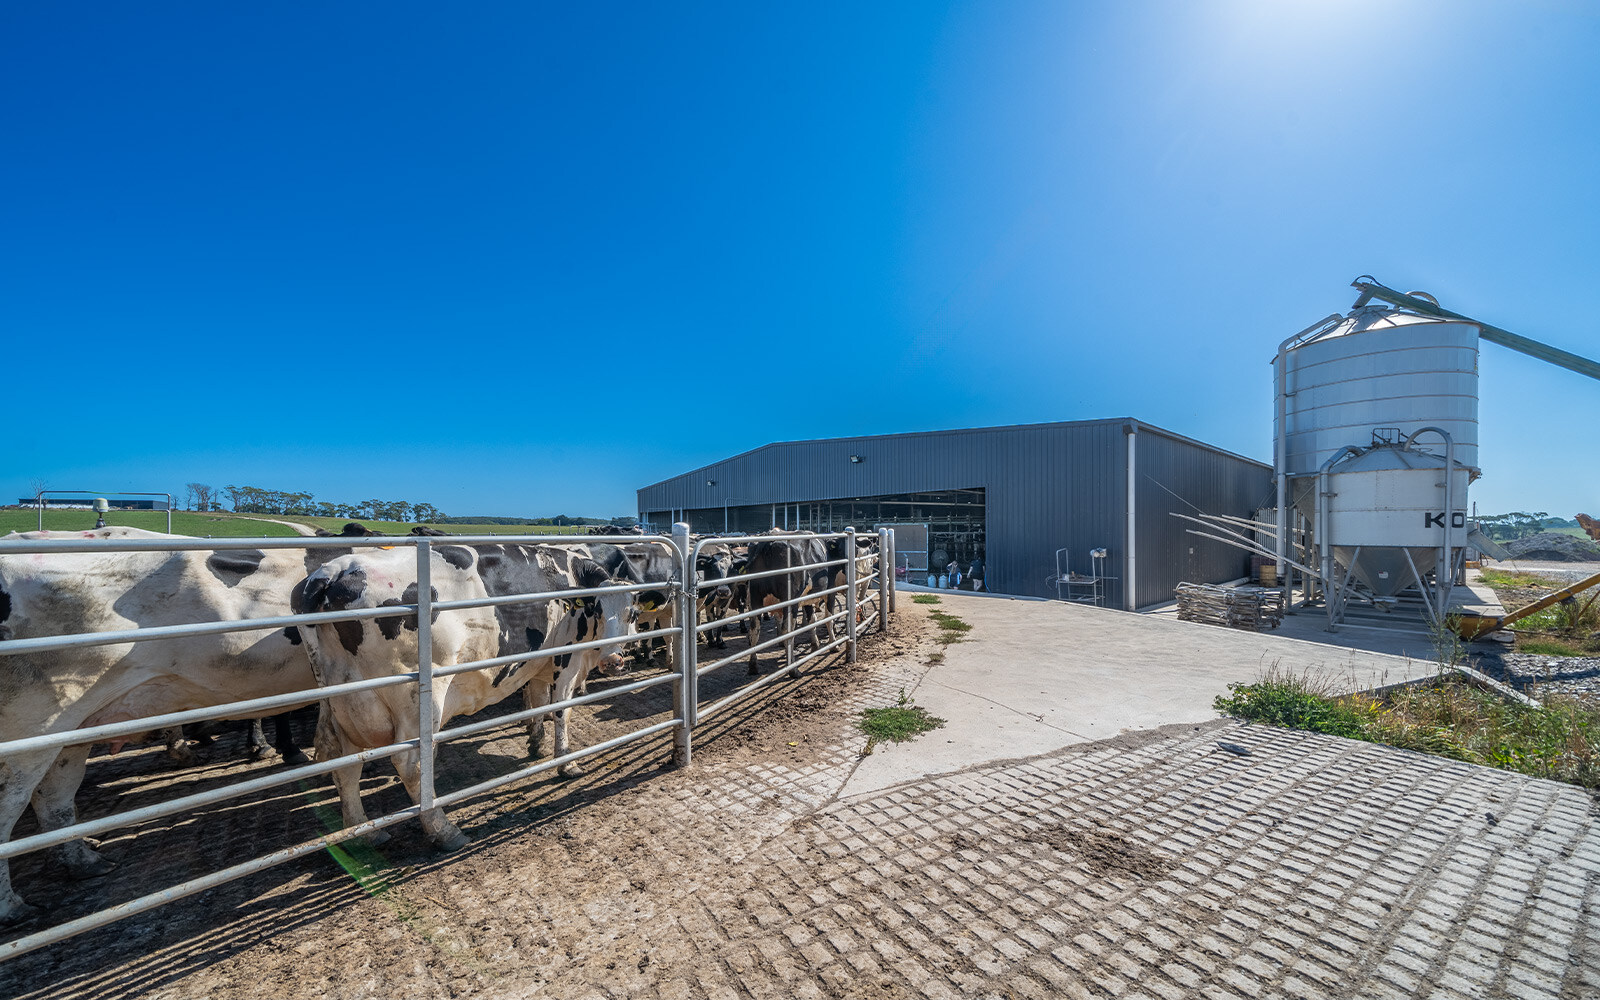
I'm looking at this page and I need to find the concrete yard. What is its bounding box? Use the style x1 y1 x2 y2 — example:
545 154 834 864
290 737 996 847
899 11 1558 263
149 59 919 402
846 591 1448 796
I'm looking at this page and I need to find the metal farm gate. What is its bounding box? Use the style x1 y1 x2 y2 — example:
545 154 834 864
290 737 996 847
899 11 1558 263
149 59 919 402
0 524 896 961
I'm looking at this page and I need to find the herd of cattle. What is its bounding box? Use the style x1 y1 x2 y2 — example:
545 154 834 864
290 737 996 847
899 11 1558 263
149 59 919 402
0 524 880 927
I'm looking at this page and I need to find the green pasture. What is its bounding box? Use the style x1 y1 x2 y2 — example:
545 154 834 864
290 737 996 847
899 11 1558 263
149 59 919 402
1 510 303 538
1 510 619 539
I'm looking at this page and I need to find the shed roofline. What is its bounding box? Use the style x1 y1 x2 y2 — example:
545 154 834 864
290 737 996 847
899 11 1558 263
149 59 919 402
636 417 1268 497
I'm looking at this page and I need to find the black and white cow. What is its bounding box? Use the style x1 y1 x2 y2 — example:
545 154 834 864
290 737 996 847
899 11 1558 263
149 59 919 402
740 533 833 674
696 544 739 649
0 528 331 925
296 542 639 851
740 533 876 674
584 540 739 660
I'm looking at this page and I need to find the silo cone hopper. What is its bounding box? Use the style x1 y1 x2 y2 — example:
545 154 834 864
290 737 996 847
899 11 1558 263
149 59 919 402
1316 435 1473 628
1330 544 1442 598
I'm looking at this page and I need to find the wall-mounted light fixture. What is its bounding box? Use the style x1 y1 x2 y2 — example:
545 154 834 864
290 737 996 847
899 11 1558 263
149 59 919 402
706 479 717 486
848 455 863 464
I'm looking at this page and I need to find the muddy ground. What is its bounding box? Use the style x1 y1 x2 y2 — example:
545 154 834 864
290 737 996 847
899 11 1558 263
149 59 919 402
1 600 937 999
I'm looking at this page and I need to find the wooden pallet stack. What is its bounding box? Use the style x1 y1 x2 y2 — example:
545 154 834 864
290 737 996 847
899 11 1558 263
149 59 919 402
1174 582 1285 631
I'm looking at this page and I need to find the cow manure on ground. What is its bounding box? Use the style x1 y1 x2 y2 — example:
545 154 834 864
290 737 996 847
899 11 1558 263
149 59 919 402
1022 823 1174 881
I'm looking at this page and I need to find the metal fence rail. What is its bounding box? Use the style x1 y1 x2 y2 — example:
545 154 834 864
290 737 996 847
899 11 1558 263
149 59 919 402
0 524 895 962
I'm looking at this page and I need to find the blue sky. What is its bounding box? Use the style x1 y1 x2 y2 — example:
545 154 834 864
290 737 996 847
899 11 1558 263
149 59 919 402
5 1 1597 520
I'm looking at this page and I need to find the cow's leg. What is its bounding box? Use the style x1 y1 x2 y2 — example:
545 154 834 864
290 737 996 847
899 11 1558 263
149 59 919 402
314 709 388 847
388 746 468 852
746 611 762 675
246 717 274 760
799 604 819 655
552 660 589 778
31 745 115 880
704 601 725 649
272 713 310 765
522 681 553 759
0 748 62 925
161 726 195 763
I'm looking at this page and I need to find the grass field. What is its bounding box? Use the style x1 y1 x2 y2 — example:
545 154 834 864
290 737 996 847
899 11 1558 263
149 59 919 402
0 510 621 539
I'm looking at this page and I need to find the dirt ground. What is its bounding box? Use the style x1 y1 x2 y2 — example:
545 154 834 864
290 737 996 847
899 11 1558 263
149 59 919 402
1 600 938 999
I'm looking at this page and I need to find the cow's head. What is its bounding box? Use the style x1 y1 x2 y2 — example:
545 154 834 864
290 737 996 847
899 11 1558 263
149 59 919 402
695 547 734 601
571 556 636 675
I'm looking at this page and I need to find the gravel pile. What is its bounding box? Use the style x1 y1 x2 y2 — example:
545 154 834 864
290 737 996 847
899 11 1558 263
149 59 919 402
1501 532 1600 562
1483 651 1600 700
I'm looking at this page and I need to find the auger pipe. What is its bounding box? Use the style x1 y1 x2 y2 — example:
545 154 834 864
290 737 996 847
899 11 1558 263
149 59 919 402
1453 571 1600 640
1350 277 1600 382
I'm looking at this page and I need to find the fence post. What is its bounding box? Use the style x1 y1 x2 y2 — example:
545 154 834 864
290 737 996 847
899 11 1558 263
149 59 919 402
671 523 695 767
878 528 891 633
845 527 858 662
784 542 795 668
415 540 437 817
883 528 896 611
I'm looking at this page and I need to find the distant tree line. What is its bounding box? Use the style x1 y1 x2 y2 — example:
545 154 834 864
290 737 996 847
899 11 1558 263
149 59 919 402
178 482 640 528
184 483 443 523
1476 512 1578 541
435 514 640 527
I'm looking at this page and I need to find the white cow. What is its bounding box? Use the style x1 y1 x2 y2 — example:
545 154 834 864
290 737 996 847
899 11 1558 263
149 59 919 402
0 528 324 925
297 542 638 852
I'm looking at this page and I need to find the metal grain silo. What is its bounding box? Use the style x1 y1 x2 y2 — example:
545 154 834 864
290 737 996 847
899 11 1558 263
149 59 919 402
1278 305 1479 476
1272 298 1480 627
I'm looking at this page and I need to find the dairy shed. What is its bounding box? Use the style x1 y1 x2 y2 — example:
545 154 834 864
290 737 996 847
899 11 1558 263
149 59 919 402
637 418 1273 608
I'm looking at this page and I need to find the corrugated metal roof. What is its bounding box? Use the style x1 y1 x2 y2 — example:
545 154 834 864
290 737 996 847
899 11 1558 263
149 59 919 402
637 417 1264 494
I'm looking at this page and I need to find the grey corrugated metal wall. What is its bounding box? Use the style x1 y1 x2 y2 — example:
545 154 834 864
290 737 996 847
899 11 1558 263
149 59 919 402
1132 425 1276 608
639 418 1270 605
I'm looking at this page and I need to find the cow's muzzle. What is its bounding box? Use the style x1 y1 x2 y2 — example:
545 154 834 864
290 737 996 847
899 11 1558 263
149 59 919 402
597 652 628 675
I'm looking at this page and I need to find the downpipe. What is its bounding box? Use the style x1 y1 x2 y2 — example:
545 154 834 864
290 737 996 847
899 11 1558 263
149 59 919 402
1318 445 1362 630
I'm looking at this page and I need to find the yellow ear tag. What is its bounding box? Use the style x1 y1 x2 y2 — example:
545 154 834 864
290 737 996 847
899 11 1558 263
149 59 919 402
379 544 395 550
641 599 658 611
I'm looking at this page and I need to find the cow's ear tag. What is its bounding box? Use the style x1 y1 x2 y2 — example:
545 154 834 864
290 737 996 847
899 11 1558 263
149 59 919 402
641 599 658 611
379 544 395 550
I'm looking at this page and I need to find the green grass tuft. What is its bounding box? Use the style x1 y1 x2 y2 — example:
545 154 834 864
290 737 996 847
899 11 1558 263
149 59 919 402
1213 672 1368 739
1518 638 1589 657
858 689 946 746
925 609 972 645
911 594 942 605
1479 568 1563 590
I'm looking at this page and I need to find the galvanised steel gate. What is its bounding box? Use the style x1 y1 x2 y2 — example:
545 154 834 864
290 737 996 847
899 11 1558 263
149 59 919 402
0 524 895 961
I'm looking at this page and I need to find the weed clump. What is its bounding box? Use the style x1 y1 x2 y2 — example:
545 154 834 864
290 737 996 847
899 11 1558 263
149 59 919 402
911 594 942 605
858 689 946 754
1215 669 1600 788
927 610 971 644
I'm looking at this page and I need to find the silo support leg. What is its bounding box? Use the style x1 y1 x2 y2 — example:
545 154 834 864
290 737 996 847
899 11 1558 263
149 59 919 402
1403 549 1439 627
